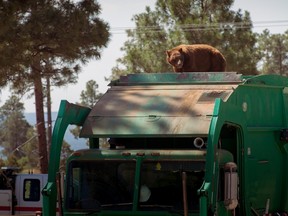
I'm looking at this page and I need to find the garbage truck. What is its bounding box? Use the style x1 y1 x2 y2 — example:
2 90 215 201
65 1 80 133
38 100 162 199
42 72 288 216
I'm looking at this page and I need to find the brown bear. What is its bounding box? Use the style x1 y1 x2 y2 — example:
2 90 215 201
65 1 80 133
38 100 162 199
166 44 226 72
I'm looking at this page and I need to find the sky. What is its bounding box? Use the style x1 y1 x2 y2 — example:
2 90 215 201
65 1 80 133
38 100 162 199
1 0 288 113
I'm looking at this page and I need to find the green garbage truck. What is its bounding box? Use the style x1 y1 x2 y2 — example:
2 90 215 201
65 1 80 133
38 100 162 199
42 72 288 216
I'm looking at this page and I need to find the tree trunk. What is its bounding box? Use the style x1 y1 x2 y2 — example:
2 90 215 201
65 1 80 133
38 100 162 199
32 59 49 173
46 76 52 157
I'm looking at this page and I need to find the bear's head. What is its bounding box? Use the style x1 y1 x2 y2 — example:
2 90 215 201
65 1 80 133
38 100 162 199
166 48 184 69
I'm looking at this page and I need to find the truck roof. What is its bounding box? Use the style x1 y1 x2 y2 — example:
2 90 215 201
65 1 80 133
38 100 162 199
80 72 242 138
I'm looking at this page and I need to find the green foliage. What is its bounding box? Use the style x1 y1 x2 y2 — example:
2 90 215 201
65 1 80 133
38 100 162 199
0 0 110 172
257 30 288 75
0 0 110 90
109 6 173 80
20 128 40 170
108 0 259 80
0 96 38 169
70 80 103 143
0 95 74 171
80 80 103 108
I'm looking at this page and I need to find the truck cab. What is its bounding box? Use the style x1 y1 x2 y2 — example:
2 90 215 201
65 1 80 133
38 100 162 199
66 146 207 213
0 167 47 215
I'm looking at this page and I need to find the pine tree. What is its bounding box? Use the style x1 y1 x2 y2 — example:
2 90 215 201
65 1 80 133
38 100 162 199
79 80 103 108
108 0 259 81
70 80 103 142
257 30 288 75
0 0 110 173
0 96 35 169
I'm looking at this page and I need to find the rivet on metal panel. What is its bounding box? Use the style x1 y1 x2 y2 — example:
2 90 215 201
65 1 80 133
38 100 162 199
247 147 251 156
242 102 247 112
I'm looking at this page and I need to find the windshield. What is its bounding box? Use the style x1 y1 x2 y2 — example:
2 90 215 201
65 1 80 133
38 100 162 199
66 160 135 211
139 160 204 212
66 158 205 213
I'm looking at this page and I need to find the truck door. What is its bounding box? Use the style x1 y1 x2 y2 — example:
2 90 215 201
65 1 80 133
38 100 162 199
0 190 12 215
14 174 47 215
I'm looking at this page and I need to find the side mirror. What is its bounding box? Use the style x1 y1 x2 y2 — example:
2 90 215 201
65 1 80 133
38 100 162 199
224 162 238 210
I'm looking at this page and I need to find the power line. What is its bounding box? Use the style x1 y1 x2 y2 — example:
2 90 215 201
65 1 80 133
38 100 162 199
109 20 288 34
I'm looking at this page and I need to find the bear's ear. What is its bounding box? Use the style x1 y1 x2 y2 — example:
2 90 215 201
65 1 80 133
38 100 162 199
178 48 183 53
166 50 171 57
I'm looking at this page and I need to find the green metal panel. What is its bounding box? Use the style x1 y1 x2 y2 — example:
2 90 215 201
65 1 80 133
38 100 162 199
234 76 288 214
112 72 242 85
204 97 247 214
42 101 91 216
204 74 288 215
81 72 242 138
67 149 208 160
